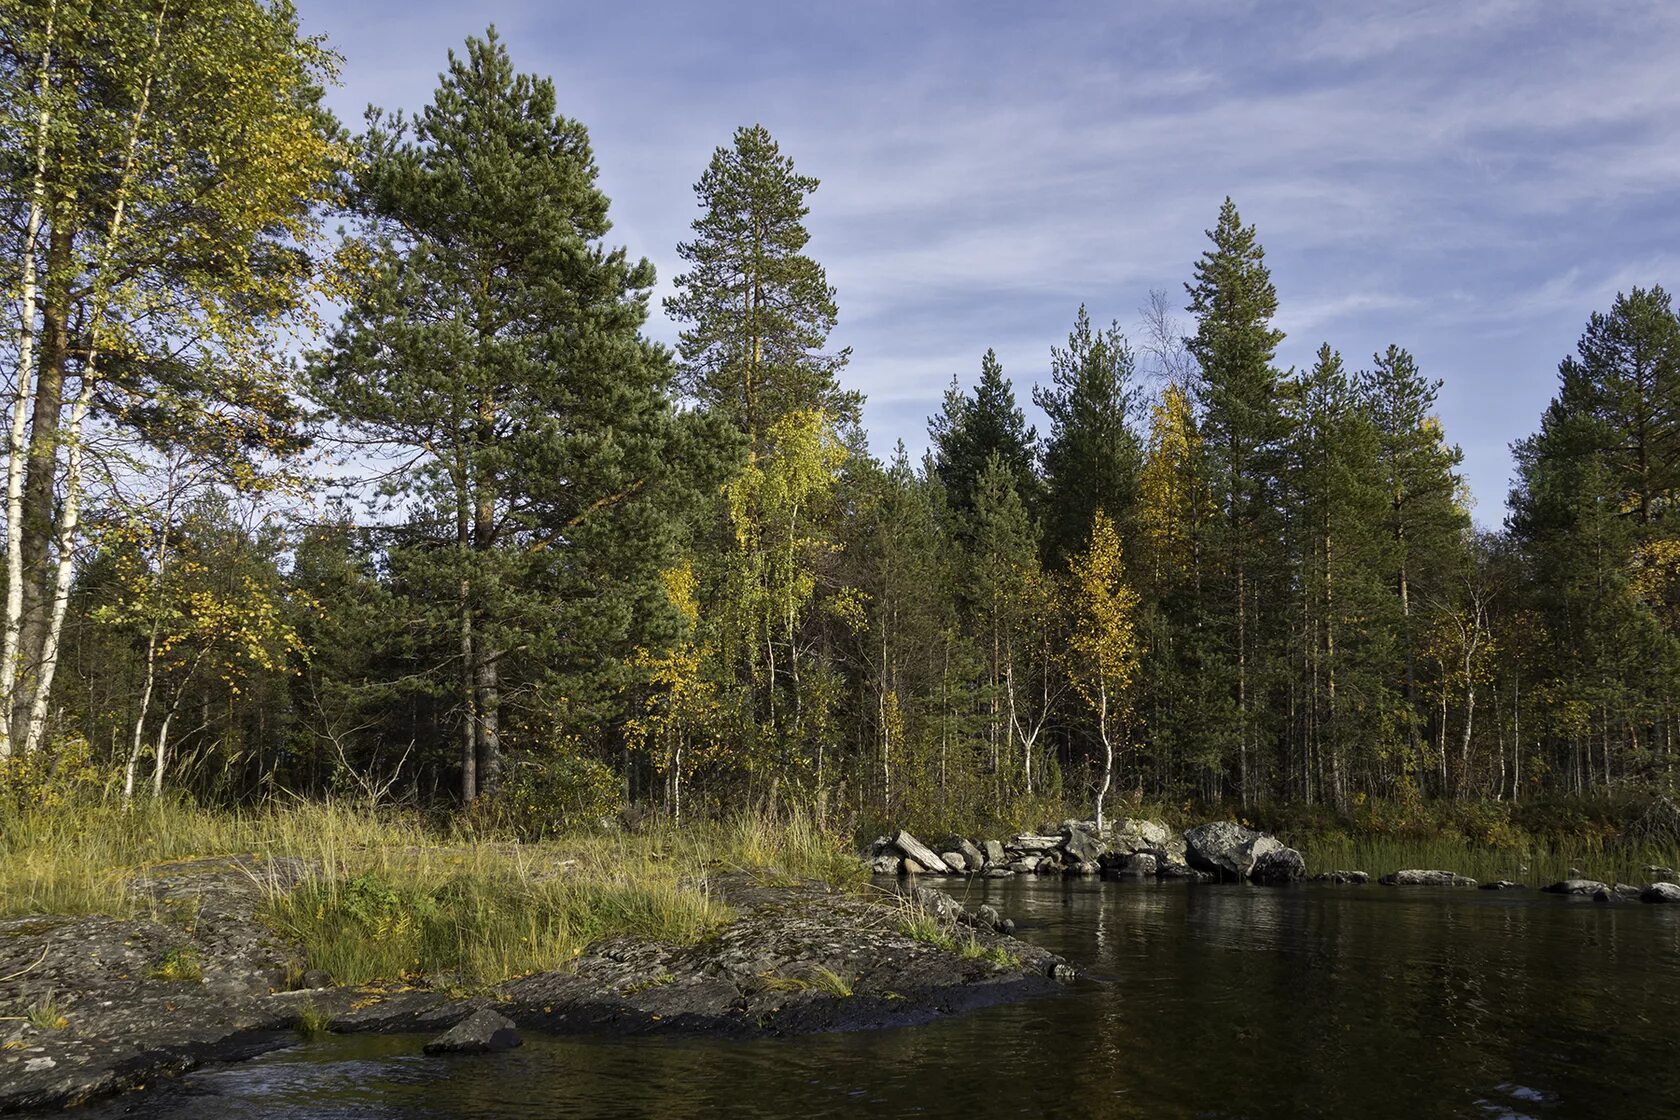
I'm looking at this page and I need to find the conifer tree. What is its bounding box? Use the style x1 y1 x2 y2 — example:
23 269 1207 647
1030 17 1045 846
1184 198 1290 804
929 349 1040 516
665 124 858 451
313 31 701 801
1035 306 1143 563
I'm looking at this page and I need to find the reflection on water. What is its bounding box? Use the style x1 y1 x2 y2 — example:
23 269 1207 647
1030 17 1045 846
79 880 1680 1119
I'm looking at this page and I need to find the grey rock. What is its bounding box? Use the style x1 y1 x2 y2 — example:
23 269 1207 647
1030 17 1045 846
1640 882 1680 903
1111 817 1172 852
1380 869 1478 887
1644 865 1677 882
1542 879 1610 895
998 918 1016 935
1010 834 1060 854
1183 821 1284 881
984 867 1013 878
892 830 947 874
1615 882 1642 897
1074 860 1101 876
1251 846 1306 884
1591 886 1625 904
869 854 902 875
1478 880 1525 890
982 840 1007 866
901 858 928 875
299 967 334 989
1006 860 1036 874
939 852 967 873
1112 852 1157 878
974 904 1003 930
1314 870 1369 885
1061 826 1106 865
424 1008 522 1054
955 838 986 872
1156 860 1213 881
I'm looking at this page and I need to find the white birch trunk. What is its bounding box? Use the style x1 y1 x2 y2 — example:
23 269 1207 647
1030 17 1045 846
0 0 61 756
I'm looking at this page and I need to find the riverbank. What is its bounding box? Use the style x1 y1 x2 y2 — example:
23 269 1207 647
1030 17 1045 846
0 805 1071 1113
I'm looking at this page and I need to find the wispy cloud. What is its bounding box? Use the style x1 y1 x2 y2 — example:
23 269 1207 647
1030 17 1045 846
296 0 1680 520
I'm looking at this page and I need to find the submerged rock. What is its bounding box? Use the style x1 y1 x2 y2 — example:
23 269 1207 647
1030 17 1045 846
1541 879 1609 895
1640 882 1680 903
424 1008 522 1054
1591 887 1625 904
1478 880 1525 891
1379 869 1478 887
1250 847 1307 884
1314 870 1369 885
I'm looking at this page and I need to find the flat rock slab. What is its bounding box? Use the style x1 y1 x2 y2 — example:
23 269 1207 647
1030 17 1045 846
1379 869 1478 887
0 863 1071 1114
424 1008 521 1054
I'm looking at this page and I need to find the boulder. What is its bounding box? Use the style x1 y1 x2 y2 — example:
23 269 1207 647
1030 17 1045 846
1644 865 1677 882
1640 882 1680 903
1592 886 1625 904
1183 821 1284 881
1541 879 1609 895
984 867 1012 878
902 858 928 875
424 1008 522 1055
1157 860 1213 882
939 852 967 873
1011 834 1060 854
1007 860 1037 874
954 838 986 872
1250 846 1306 884
908 884 965 923
892 830 947 875
982 840 1007 867
1060 826 1106 865
1073 860 1101 876
1111 852 1157 878
973 904 1003 931
1478 880 1524 890
1615 883 1641 897
869 854 902 875
1314 870 1369 885
1379 869 1478 887
1112 817 1172 852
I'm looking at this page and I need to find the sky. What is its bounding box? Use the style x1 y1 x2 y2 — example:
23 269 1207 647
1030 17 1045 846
292 0 1680 523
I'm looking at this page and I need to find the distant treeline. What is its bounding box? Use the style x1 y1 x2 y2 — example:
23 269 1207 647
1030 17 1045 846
3 12 1677 832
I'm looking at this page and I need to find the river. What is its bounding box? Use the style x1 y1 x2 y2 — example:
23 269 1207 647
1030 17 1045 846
80 877 1680 1119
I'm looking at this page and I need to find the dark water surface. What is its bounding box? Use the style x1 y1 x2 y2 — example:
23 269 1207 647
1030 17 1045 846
85 879 1680 1119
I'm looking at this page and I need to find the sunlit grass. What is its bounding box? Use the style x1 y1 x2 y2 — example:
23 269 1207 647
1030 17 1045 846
0 796 870 991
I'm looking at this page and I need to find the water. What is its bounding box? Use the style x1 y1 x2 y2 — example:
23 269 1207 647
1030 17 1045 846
81 879 1680 1119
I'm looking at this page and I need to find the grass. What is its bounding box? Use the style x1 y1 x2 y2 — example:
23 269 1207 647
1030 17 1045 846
0 796 867 993
294 1003 331 1040
2 992 69 1032
758 966 853 997
149 946 203 983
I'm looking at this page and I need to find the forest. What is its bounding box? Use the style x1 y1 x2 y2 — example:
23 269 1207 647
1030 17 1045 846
5 6 1680 843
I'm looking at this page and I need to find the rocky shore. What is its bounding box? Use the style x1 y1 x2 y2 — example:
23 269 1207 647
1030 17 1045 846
868 817 1311 885
870 817 1680 907
0 857 1071 1114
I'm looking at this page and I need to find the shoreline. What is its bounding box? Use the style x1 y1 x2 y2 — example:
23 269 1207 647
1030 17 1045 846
0 856 1072 1115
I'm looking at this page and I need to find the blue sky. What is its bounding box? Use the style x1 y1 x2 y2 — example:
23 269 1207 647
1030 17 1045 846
294 1 1680 522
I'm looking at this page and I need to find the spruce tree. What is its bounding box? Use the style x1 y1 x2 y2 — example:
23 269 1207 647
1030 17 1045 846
1034 306 1143 563
1184 198 1290 805
928 349 1039 515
